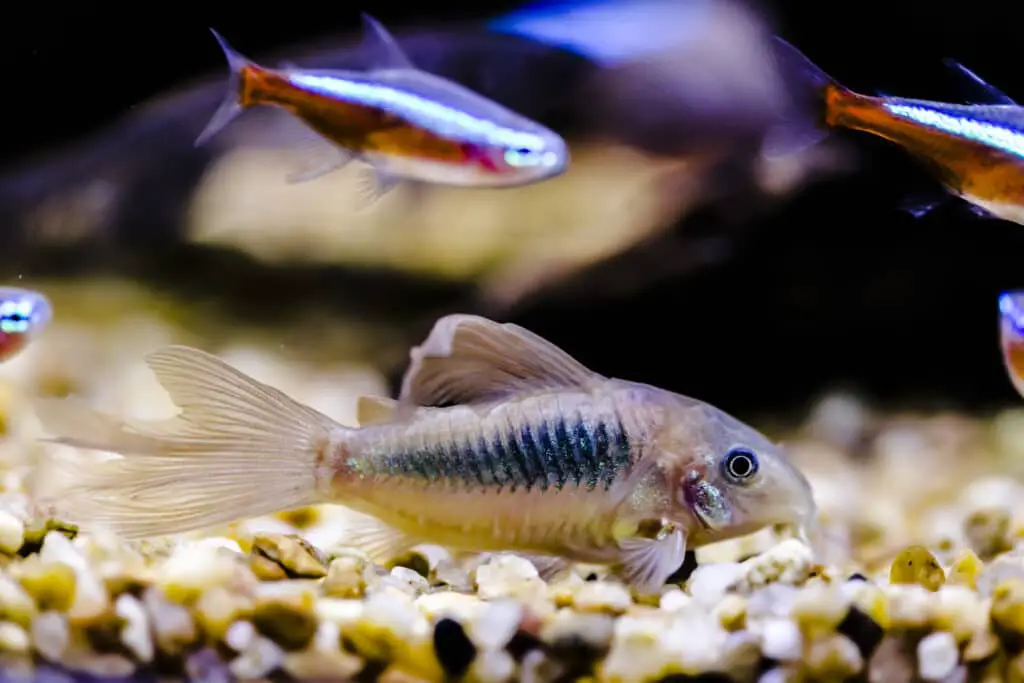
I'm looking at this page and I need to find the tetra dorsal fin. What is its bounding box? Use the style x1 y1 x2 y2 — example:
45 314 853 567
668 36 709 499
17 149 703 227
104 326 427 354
399 314 601 408
942 58 1016 105
359 14 415 70
356 395 400 425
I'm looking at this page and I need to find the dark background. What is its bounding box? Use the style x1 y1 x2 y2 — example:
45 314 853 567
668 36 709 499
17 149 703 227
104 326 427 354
5 0 1024 420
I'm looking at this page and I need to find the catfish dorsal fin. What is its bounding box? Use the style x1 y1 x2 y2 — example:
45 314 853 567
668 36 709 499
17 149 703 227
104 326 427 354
357 395 399 425
359 14 415 70
399 314 601 408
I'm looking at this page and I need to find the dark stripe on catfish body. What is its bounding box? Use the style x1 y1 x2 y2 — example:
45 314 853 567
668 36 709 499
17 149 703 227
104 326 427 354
373 411 632 493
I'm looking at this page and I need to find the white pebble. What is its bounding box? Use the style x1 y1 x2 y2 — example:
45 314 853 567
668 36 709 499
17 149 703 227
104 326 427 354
573 581 633 613
0 621 30 653
761 618 803 661
470 601 522 651
688 563 745 606
0 510 24 554
475 555 544 600
225 620 257 652
470 649 516 683
32 611 69 662
230 635 286 679
917 631 959 681
116 594 153 662
738 540 814 590
659 589 693 612
39 531 88 574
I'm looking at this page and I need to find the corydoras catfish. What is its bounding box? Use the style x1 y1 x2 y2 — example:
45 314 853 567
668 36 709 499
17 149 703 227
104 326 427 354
31 314 816 594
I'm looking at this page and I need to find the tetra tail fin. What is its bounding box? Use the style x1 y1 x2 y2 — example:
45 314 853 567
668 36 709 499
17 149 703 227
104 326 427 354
195 29 258 148
30 345 347 539
761 37 851 159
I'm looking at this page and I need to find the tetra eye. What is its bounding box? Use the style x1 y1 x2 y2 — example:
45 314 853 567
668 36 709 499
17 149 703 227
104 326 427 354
723 447 759 483
504 148 537 166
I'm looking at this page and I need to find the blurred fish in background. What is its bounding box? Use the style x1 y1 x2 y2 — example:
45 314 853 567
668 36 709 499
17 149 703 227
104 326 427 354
0 0 845 366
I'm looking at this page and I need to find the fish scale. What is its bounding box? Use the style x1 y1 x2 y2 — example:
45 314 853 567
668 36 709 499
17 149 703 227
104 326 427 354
354 396 633 495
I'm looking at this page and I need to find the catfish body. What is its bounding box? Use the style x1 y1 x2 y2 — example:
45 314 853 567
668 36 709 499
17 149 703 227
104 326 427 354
32 314 816 594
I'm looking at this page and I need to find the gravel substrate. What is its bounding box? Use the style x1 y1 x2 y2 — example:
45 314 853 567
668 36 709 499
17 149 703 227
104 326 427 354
3 299 1024 682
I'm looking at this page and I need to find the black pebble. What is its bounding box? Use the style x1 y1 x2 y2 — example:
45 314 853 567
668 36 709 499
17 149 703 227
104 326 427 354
837 606 885 660
847 572 870 583
666 550 699 584
433 618 477 678
507 629 543 661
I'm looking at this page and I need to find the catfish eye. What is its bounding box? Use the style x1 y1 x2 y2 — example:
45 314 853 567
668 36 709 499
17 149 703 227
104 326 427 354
723 447 759 483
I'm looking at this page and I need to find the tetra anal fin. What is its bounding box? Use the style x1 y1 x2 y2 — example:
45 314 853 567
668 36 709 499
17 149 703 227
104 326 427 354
398 314 603 409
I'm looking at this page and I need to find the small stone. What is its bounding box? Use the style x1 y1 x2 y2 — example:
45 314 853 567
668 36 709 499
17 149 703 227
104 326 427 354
252 588 319 651
0 621 30 654
761 618 802 661
158 544 249 605
388 545 451 580
964 508 1012 560
0 575 36 628
15 559 76 612
990 579 1024 635
0 510 24 555
387 566 430 596
735 540 814 591
32 611 69 662
474 555 546 601
540 609 614 657
688 562 745 606
715 594 747 631
433 618 476 678
115 594 153 662
225 620 256 652
933 585 987 643
229 635 286 679
804 633 864 679
249 533 328 581
917 631 959 681
963 625 1000 663
416 591 485 624
142 587 197 655
185 647 232 683
791 583 851 636
194 586 254 643
281 621 363 680
321 556 373 599
659 589 692 612
885 584 933 630
947 549 983 589
468 649 516 683
889 545 945 591
469 601 523 652
571 581 632 614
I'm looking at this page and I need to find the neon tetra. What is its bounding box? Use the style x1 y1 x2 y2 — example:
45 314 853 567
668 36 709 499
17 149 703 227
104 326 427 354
31 314 816 595
196 15 570 204
769 38 1024 225
0 288 51 363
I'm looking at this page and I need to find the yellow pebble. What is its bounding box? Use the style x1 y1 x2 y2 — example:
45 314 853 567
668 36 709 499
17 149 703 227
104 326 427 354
947 549 983 589
991 579 1024 635
889 546 945 591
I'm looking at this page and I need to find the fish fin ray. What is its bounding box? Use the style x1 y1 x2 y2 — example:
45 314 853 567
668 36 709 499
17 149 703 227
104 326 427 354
359 14 415 70
353 166 401 209
942 58 1016 105
356 396 400 426
338 509 420 564
521 553 573 582
31 346 344 539
195 29 254 147
399 314 602 408
285 138 357 184
618 530 687 595
762 37 845 159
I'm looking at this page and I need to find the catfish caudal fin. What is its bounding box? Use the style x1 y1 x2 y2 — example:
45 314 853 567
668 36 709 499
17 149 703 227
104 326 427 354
195 29 259 148
30 346 346 539
761 37 848 159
